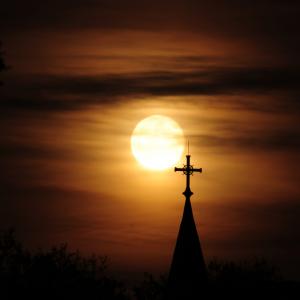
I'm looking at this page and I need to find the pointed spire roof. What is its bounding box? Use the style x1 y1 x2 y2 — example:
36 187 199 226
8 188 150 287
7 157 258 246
167 198 207 299
167 154 207 299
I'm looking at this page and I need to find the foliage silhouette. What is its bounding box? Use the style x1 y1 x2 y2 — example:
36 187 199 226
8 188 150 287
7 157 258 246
208 257 281 285
1 230 299 300
137 259 298 300
134 272 167 300
0 229 130 300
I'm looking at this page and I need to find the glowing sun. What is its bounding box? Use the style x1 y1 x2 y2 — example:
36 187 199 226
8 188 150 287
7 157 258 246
131 115 184 170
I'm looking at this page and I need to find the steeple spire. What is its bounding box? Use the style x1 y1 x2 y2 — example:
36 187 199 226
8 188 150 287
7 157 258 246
167 153 207 299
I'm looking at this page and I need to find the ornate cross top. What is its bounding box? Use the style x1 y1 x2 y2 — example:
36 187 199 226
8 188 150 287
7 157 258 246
175 154 202 198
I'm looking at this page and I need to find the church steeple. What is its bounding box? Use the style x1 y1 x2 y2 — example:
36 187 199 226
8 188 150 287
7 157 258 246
167 154 207 299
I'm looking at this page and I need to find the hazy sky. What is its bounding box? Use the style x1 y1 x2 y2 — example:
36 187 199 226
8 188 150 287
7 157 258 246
1 1 300 279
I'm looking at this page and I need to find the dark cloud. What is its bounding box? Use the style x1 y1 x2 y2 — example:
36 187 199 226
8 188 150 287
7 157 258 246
1 64 299 112
0 143 68 160
1 1 299 36
1 1 299 63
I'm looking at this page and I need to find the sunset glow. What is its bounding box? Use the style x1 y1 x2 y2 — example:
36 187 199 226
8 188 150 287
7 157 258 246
131 115 184 170
1 0 300 282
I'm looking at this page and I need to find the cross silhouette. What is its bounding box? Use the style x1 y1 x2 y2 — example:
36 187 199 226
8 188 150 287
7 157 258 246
175 154 202 198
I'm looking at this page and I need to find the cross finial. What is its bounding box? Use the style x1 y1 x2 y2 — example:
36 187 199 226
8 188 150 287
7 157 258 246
175 152 202 198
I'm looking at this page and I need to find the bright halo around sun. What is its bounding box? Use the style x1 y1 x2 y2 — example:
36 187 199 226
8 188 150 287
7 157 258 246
131 115 184 171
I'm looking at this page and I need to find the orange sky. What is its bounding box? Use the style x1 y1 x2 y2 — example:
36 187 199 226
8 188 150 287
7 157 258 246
1 0 300 280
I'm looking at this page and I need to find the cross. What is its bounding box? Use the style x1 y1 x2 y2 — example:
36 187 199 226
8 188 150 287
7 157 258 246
175 154 202 198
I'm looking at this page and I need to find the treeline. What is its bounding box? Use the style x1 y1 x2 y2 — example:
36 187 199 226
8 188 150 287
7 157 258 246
0 230 129 299
0 230 298 299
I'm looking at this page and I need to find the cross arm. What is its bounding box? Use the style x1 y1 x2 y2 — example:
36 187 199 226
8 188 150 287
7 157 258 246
193 168 202 173
174 167 185 172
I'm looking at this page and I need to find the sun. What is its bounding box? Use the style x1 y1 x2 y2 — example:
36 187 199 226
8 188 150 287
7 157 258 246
131 115 184 170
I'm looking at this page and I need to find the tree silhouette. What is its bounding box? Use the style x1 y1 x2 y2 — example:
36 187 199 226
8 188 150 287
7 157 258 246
0 230 130 300
134 273 167 300
1 230 299 299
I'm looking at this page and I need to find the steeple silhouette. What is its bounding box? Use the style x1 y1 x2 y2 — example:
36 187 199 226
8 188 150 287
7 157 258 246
167 154 207 299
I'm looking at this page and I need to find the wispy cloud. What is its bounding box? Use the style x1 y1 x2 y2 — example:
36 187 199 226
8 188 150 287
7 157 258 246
2 63 299 112
193 129 300 152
